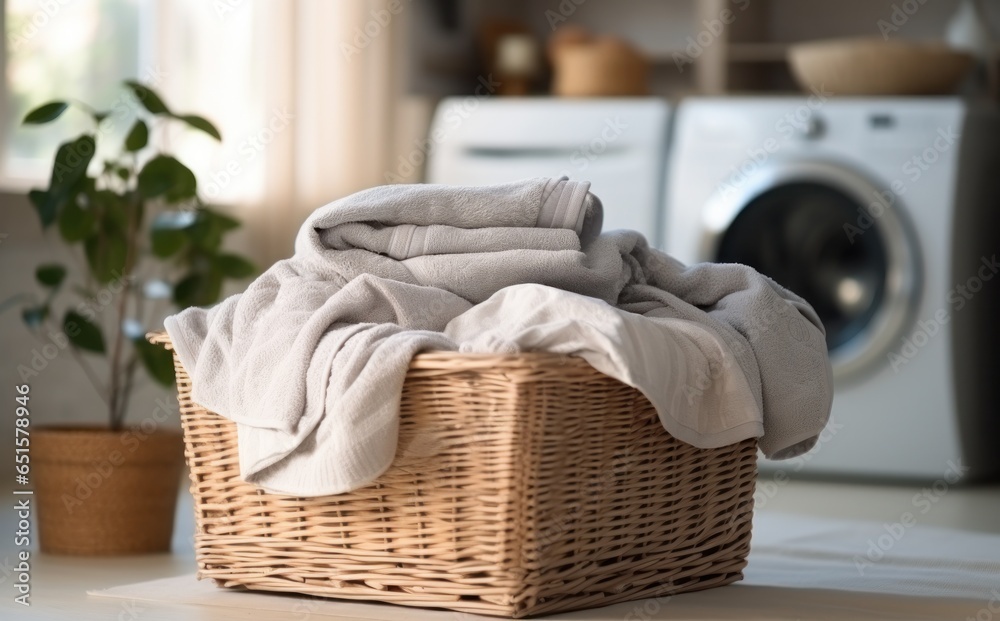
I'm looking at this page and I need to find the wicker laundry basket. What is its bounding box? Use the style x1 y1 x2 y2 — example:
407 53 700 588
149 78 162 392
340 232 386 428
149 332 757 618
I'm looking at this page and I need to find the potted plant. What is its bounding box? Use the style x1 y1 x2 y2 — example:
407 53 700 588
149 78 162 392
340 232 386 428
9 80 254 554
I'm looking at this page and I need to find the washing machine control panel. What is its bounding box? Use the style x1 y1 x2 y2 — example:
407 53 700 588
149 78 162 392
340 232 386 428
801 115 825 140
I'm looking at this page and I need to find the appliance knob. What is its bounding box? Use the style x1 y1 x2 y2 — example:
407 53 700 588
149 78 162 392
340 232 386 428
803 116 826 140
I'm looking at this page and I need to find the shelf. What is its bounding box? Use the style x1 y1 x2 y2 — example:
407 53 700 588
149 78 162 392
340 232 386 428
645 49 694 63
402 1 1000 98
727 43 789 63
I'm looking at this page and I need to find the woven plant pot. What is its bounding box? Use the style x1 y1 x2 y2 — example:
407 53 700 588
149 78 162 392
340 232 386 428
33 426 184 555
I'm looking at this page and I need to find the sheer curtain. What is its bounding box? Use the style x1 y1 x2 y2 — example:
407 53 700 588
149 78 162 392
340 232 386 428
149 0 408 265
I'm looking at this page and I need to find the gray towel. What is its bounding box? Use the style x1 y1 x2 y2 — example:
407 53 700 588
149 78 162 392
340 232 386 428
165 177 832 496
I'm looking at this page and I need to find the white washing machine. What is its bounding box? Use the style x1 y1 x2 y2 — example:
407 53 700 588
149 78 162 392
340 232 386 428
665 97 1000 480
426 98 670 245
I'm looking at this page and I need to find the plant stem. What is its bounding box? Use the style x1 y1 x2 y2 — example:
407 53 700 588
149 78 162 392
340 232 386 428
107 189 142 430
107 320 124 427
36 319 108 402
114 354 138 430
70 98 100 119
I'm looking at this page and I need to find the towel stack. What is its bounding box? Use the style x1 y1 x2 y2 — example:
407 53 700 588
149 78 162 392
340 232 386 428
165 177 832 496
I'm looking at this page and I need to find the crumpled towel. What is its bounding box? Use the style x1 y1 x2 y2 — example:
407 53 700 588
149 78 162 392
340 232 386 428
164 177 832 496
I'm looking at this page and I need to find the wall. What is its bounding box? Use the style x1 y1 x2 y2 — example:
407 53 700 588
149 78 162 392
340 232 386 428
765 0 1000 42
0 189 261 461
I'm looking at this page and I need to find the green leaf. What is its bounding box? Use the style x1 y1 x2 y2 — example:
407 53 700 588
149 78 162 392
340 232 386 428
57 198 96 242
133 338 175 386
189 221 222 251
35 264 66 288
172 113 221 141
172 271 222 308
22 306 48 328
29 135 95 230
28 189 56 229
49 135 96 191
90 189 133 232
215 253 255 278
124 119 148 152
23 101 69 125
137 155 196 202
84 229 127 283
207 208 240 231
188 209 239 252
150 211 194 258
151 228 186 258
63 310 105 353
123 80 170 115
73 174 97 198
37 135 97 230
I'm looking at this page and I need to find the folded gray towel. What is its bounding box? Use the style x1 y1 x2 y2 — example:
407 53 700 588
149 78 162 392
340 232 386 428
165 177 832 496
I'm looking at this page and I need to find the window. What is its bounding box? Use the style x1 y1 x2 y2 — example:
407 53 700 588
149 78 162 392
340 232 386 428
3 0 145 187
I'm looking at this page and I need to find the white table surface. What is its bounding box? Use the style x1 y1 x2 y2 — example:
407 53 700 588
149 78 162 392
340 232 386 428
3 476 999 620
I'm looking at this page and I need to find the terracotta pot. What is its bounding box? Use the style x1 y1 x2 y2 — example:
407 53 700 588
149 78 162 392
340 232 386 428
32 426 184 555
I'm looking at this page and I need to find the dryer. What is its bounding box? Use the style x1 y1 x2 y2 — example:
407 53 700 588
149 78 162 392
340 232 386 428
665 97 1000 480
426 98 670 246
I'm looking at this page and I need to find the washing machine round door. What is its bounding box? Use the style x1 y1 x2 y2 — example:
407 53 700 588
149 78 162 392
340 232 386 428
702 160 921 381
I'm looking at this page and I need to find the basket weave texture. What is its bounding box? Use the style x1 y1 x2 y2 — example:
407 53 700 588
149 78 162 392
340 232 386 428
34 427 183 555
150 332 757 618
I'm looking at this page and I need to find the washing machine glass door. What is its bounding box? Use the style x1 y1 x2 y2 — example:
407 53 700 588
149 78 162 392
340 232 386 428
704 161 920 381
